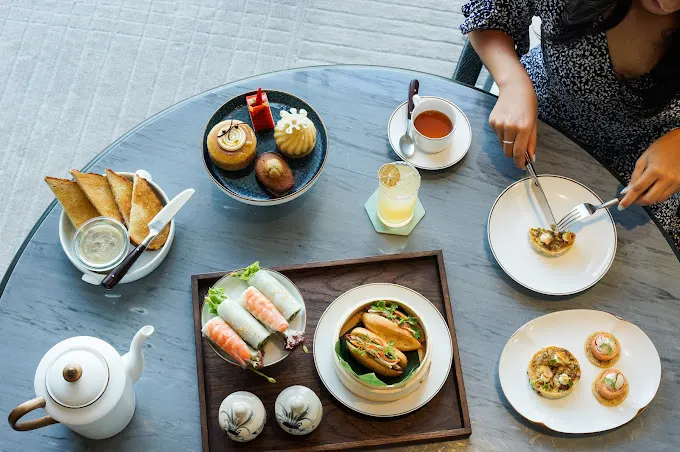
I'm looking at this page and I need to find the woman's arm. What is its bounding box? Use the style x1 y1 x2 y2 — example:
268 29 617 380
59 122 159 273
468 30 538 168
619 128 680 209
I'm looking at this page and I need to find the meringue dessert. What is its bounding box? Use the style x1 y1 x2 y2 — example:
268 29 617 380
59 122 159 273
274 108 317 159
207 119 257 171
255 152 294 197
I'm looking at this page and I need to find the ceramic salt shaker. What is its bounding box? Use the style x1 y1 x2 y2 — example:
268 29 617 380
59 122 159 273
218 391 266 442
275 385 323 435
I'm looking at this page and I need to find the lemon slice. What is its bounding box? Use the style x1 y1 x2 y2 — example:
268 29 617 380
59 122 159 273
379 163 401 188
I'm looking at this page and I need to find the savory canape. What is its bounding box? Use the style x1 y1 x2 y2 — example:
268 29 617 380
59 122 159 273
361 300 424 351
592 369 629 406
274 107 317 159
246 88 276 131
344 327 408 377
585 332 620 367
207 119 257 171
255 152 294 197
527 346 581 398
529 227 576 257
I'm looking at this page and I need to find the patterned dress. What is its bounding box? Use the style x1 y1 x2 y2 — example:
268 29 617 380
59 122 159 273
460 0 680 255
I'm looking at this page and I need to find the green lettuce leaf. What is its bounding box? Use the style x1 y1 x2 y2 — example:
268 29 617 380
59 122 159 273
235 261 260 281
334 336 421 387
205 287 227 315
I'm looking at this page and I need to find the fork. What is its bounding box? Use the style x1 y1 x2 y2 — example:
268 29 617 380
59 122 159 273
556 194 624 231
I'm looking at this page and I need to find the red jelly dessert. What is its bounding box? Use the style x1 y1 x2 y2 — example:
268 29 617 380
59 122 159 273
246 88 275 132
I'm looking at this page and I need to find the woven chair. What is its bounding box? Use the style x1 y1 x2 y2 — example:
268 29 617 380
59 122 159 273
453 39 495 92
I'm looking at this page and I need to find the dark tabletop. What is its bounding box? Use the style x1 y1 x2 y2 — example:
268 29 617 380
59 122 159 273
1 66 678 452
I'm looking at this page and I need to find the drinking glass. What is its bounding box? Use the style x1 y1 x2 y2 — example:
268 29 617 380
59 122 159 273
376 162 421 228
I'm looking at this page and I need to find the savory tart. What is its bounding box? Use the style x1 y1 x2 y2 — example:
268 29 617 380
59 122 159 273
527 346 581 399
529 227 576 257
592 369 629 406
585 332 620 367
207 119 257 171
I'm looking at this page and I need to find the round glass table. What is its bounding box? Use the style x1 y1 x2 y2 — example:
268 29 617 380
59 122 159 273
1 66 678 451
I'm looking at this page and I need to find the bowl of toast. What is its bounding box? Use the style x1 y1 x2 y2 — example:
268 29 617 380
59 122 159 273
45 169 174 285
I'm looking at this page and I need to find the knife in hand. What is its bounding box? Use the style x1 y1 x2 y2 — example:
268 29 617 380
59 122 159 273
101 188 195 290
524 153 558 230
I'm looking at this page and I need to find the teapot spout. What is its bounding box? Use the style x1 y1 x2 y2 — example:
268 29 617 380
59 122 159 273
122 325 154 384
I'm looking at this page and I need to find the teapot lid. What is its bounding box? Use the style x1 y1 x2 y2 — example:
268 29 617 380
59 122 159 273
45 345 109 409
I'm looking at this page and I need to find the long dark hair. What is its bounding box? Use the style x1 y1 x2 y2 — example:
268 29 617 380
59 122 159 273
548 0 680 113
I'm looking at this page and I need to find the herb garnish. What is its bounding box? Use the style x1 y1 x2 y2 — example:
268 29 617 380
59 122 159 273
205 287 227 315
369 300 423 340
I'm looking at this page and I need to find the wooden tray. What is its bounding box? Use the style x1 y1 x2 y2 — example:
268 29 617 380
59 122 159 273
191 251 471 451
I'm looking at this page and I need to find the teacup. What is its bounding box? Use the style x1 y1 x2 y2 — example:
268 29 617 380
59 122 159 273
411 95 457 154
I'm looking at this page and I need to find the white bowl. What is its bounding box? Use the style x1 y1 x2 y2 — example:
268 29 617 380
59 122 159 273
332 298 431 402
200 268 307 367
59 170 175 285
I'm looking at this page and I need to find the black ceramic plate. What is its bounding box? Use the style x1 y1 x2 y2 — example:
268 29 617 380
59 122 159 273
202 90 328 205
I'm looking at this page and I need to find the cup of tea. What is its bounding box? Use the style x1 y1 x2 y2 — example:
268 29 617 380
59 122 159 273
411 95 456 154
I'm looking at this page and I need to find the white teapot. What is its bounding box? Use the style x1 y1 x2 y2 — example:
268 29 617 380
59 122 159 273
8 325 154 440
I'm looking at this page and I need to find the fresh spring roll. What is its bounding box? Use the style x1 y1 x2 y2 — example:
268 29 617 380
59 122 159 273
201 317 263 369
242 286 305 351
236 262 302 320
204 287 272 349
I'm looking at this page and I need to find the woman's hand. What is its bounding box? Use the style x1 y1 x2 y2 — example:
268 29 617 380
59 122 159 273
619 129 680 209
489 73 538 169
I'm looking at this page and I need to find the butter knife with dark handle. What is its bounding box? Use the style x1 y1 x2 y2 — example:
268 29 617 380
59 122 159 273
102 189 194 290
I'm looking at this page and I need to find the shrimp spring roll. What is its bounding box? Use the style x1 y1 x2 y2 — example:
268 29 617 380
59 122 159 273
235 262 302 320
242 286 305 351
205 287 272 349
202 317 263 368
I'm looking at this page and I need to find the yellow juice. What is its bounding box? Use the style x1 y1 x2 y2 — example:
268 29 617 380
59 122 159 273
377 162 421 228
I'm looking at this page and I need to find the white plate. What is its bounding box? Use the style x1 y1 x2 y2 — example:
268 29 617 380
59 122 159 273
488 175 616 295
59 170 175 285
499 310 661 433
313 283 452 417
387 97 472 170
201 269 306 367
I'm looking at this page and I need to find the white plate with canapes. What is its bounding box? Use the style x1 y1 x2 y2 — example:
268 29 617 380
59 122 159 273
387 97 472 170
313 283 452 417
56 169 175 285
201 264 306 368
499 310 661 434
488 175 616 296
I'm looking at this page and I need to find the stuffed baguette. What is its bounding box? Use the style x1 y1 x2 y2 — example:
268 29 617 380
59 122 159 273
362 301 424 351
344 327 408 377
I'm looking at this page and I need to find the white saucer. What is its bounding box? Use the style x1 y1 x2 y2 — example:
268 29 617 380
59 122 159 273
488 175 616 296
499 309 661 434
387 97 472 170
201 269 307 367
313 283 452 417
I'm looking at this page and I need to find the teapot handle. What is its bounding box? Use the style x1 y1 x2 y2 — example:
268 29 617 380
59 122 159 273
8 396 58 431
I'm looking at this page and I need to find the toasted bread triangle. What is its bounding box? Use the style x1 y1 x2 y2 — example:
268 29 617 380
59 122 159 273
105 169 133 226
70 170 123 223
128 175 169 250
45 176 100 228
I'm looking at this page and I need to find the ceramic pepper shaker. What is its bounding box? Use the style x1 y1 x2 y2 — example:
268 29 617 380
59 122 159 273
218 391 266 442
275 385 322 435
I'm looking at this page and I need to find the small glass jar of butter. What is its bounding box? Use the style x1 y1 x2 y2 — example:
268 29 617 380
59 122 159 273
72 217 129 272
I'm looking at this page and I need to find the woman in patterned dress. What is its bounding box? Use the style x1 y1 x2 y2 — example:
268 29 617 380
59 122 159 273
460 0 680 252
